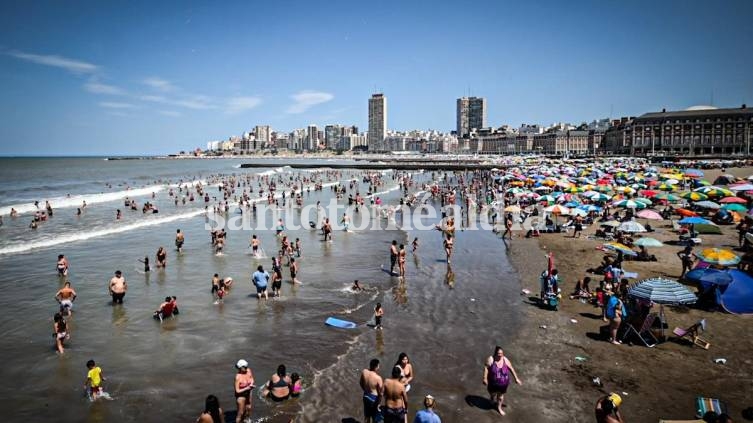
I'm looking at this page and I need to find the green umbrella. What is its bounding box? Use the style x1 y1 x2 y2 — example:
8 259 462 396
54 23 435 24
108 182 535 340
634 237 664 247
722 203 747 212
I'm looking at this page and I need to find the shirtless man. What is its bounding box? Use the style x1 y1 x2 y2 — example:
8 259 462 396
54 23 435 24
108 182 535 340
290 257 300 284
360 359 383 423
250 234 260 257
383 366 408 423
109 270 127 305
389 240 398 275
55 281 77 316
56 254 70 277
175 229 185 253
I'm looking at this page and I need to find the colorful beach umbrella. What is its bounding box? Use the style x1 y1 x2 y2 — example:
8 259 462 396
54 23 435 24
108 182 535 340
722 204 747 212
613 199 647 209
654 193 680 202
617 220 647 233
603 242 637 256
674 208 699 217
719 196 746 204
544 205 570 215
678 216 712 225
680 192 708 201
696 248 741 266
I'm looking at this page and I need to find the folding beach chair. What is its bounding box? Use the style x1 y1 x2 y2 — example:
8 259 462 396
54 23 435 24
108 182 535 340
621 312 659 347
695 397 727 418
672 319 711 349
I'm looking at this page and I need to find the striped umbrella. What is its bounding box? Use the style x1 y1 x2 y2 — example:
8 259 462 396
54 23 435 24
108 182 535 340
696 248 741 266
695 186 734 198
613 199 647 209
603 242 637 256
657 183 677 191
628 278 697 305
654 193 681 202
635 197 653 206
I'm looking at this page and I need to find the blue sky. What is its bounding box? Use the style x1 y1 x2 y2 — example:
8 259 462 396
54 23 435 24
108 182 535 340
1 0 752 155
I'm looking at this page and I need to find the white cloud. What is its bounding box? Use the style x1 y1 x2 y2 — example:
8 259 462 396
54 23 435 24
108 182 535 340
84 80 125 95
141 93 214 110
225 96 262 114
286 90 334 114
143 77 175 92
99 102 136 109
159 110 181 117
6 50 99 74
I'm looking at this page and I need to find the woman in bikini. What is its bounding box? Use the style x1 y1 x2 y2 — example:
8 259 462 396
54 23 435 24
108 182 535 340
234 359 254 423
394 352 414 392
263 364 292 402
156 247 167 268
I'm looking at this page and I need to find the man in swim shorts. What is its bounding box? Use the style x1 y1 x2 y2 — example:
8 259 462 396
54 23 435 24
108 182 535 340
55 281 77 316
383 365 408 423
57 254 70 276
109 270 127 305
175 229 185 252
389 240 398 274
359 358 383 423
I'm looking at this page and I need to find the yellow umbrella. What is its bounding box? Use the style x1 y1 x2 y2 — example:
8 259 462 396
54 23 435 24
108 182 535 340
696 248 740 266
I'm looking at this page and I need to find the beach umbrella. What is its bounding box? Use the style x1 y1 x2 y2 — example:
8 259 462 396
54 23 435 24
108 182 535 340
684 268 733 286
640 190 659 198
570 208 588 217
628 278 697 305
504 205 521 213
600 220 621 227
618 220 647 233
677 216 712 224
674 208 699 217
684 169 704 178
594 185 613 193
539 195 556 204
657 183 677 191
729 183 753 192
634 237 664 247
636 209 663 220
719 196 746 204
696 248 741 266
696 186 734 198
680 192 708 201
722 203 747 212
654 193 680 202
544 205 570 215
604 242 637 256
578 204 602 212
694 200 720 210
635 197 653 206
613 199 647 209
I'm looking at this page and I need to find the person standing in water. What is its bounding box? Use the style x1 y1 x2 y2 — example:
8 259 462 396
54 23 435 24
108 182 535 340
84 359 106 401
55 281 77 316
156 247 167 268
411 237 419 254
250 234 260 257
374 302 384 330
109 270 127 305
389 240 399 275
53 312 69 354
360 358 384 423
382 365 408 423
290 257 301 284
56 254 70 277
234 359 255 423
398 244 407 278
443 234 454 264
482 346 522 416
175 229 185 253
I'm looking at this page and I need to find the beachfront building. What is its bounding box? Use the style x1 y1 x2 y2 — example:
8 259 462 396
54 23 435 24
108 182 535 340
456 96 487 139
306 125 319 151
254 125 271 149
325 124 344 149
338 133 368 151
368 93 387 151
602 105 753 156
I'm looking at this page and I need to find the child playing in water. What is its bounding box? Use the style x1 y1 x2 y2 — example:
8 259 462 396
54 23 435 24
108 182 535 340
84 359 106 401
290 373 302 398
412 237 419 254
138 256 150 272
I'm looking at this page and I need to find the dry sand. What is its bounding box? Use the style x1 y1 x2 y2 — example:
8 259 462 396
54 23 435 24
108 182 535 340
503 167 753 422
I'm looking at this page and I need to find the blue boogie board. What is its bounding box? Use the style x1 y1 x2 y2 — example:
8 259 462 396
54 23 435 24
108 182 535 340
325 317 357 329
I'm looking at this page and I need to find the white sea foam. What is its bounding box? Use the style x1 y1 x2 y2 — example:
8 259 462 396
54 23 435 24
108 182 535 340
0 185 166 216
0 209 206 256
366 185 401 198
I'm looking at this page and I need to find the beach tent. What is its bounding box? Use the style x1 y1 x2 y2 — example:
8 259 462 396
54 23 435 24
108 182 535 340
720 270 753 314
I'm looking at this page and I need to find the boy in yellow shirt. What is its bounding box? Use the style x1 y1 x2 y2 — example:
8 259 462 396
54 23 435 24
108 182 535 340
84 359 105 401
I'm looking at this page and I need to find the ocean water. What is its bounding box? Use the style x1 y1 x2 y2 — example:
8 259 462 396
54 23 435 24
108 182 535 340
0 157 523 422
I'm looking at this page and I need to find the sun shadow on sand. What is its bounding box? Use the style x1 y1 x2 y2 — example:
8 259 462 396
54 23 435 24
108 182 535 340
465 394 495 410
579 312 603 320
341 418 360 423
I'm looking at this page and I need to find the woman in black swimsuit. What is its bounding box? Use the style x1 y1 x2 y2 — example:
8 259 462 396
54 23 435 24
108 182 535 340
265 364 291 402
156 247 167 268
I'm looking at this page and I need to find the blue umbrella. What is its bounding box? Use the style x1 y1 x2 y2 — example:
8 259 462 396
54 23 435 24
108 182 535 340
684 268 734 286
628 278 697 305
678 216 712 225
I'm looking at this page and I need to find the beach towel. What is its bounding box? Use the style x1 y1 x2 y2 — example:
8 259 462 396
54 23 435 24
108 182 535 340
695 397 727 418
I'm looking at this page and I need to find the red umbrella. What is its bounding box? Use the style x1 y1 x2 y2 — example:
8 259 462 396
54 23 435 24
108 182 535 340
640 190 659 198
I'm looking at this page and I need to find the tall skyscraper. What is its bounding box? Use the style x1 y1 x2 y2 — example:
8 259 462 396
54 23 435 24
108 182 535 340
368 93 387 151
457 97 487 138
306 125 318 151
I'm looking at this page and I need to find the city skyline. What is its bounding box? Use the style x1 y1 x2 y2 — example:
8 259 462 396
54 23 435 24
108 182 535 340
1 0 752 155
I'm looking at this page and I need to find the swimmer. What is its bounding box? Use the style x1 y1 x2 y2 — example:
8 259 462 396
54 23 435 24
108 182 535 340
412 237 419 254
55 281 77 316
341 213 350 231
116 209 122 220
352 279 363 292
156 247 167 267
109 270 127 305
56 254 69 277
250 234 260 257
175 229 184 253
271 269 282 297
138 256 151 272
295 238 301 257
53 312 69 354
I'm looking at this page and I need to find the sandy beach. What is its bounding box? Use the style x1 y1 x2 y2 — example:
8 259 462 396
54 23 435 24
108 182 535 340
506 167 753 422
